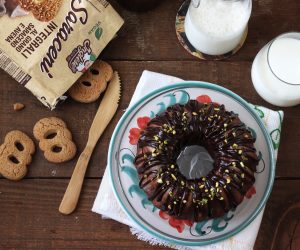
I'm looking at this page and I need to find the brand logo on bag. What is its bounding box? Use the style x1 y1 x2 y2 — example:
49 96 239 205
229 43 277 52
40 0 88 78
66 39 96 74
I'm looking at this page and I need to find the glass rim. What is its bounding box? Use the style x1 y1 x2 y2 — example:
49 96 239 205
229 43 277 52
267 32 300 86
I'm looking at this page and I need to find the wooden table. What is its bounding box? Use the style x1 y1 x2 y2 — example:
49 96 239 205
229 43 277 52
1 0 300 249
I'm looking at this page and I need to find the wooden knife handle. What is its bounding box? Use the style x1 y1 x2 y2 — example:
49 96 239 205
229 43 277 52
59 147 92 215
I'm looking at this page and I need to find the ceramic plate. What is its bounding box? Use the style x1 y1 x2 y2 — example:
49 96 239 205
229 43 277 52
109 82 275 246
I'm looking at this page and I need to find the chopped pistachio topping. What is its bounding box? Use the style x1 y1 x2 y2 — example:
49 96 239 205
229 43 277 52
173 201 177 204
181 181 185 186
220 197 224 200
170 164 175 169
199 184 205 189
157 178 163 183
241 173 245 178
171 174 177 180
225 169 229 173
215 182 219 187
240 162 245 167
242 156 248 161
183 200 187 204
226 178 231 184
233 143 238 149
224 123 228 128
192 112 197 116
199 198 208 205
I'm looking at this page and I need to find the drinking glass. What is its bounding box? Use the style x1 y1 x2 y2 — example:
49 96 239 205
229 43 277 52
251 32 300 107
184 0 252 55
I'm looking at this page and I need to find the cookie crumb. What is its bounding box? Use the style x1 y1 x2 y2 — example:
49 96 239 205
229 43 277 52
13 103 25 111
51 169 57 176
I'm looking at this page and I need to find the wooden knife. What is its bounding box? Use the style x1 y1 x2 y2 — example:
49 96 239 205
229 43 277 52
59 72 121 215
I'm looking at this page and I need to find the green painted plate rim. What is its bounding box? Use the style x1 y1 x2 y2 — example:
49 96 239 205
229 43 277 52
108 81 275 246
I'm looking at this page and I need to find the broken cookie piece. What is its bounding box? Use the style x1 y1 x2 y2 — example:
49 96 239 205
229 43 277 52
13 102 25 111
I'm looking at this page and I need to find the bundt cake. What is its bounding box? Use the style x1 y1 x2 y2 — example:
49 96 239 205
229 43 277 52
134 100 259 222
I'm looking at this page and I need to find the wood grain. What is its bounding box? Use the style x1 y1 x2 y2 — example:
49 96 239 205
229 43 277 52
0 179 165 249
59 73 121 215
254 180 300 250
0 0 300 248
1 61 299 178
103 0 300 61
0 179 299 249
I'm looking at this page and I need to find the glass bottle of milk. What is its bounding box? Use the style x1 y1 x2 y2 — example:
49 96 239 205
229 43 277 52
185 0 252 55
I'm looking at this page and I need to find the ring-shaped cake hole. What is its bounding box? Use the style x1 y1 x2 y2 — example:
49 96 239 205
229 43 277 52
177 145 214 180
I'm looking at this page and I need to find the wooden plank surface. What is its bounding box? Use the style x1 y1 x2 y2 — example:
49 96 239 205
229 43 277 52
0 179 299 249
0 0 300 249
102 0 300 61
1 61 299 178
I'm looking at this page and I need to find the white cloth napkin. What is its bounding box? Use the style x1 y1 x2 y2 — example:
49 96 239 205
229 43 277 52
92 70 284 250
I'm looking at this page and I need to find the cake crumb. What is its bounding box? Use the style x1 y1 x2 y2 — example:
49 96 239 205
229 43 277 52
13 103 25 111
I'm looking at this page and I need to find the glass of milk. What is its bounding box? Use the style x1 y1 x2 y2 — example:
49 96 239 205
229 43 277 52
184 0 252 56
251 32 300 107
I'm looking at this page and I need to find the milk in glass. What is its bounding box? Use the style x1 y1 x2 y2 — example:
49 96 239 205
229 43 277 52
251 33 300 107
184 0 252 55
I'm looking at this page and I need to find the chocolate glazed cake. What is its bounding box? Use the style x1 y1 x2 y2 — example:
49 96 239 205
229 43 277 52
134 100 259 222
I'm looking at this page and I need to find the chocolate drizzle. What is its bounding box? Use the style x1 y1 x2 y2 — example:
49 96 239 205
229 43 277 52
134 100 259 222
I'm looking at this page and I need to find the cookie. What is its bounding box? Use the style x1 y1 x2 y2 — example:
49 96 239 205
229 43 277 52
68 60 113 103
33 117 77 163
0 130 35 181
18 0 62 21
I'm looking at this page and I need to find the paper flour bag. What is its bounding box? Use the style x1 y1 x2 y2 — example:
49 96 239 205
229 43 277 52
0 0 124 109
